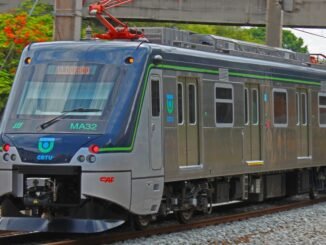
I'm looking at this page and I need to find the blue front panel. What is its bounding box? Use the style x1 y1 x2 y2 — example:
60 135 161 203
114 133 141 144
1 41 151 152
4 134 99 163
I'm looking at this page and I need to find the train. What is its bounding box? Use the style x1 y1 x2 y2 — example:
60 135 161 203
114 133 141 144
0 27 326 232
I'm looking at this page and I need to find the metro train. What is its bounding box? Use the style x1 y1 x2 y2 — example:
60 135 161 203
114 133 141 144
1 28 326 232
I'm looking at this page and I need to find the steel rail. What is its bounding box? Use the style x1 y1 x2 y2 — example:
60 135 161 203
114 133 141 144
5 196 326 245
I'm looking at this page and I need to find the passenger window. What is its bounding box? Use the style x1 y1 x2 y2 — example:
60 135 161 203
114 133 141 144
296 92 300 125
215 84 233 126
244 88 249 125
177 83 184 124
188 84 196 124
252 89 259 125
301 93 307 125
318 93 326 126
273 90 288 126
151 79 160 117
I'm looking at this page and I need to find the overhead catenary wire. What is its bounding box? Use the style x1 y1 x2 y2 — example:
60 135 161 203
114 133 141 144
291 28 326 39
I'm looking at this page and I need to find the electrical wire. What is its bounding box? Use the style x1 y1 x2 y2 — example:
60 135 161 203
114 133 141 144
291 28 326 39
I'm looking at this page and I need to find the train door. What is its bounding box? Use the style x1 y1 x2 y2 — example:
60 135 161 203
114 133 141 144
243 84 261 162
177 77 200 167
296 89 310 157
150 75 163 170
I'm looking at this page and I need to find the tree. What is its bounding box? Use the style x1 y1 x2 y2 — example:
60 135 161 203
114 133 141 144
0 70 13 110
0 0 53 111
249 27 308 53
282 29 307 53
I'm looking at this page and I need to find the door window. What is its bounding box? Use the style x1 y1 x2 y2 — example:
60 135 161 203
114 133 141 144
273 89 288 126
188 84 196 124
244 88 249 125
296 92 300 125
301 93 307 126
252 89 259 125
151 79 160 117
215 84 234 126
318 93 326 126
177 83 184 125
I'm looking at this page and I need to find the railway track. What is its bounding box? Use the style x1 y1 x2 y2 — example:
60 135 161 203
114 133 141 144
2 196 326 244
0 230 87 244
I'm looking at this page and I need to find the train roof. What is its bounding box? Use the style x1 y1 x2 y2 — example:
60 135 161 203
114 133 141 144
147 41 326 85
25 30 326 83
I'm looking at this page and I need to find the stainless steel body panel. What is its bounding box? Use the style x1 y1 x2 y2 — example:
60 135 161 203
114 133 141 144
130 177 164 214
162 65 326 183
149 72 163 170
311 89 326 164
0 168 12 197
296 88 310 157
243 83 261 161
177 77 187 166
177 77 200 166
82 171 131 210
204 127 244 176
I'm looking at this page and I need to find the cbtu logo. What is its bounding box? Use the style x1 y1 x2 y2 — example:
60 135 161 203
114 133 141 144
37 137 55 161
38 137 55 153
166 94 174 114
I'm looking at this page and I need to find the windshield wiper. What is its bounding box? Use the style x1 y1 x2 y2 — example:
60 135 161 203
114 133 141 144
38 108 101 130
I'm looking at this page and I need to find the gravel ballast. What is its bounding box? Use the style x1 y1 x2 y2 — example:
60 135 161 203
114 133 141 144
116 202 326 244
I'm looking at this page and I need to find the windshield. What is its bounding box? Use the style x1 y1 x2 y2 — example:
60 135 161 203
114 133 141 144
17 64 116 117
5 62 123 134
3 43 149 149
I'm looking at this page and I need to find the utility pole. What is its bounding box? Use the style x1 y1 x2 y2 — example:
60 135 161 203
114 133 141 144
54 0 83 41
266 0 283 47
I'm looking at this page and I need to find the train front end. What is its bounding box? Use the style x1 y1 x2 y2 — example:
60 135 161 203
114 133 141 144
0 41 160 233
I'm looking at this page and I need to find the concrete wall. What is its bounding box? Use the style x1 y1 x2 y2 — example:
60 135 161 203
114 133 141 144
1 0 326 27
103 0 326 28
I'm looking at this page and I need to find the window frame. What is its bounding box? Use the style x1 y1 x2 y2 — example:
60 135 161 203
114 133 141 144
301 92 307 126
296 92 300 126
177 82 184 125
273 88 288 128
318 92 326 127
214 83 234 127
188 83 197 125
151 78 160 117
244 88 249 125
252 88 259 125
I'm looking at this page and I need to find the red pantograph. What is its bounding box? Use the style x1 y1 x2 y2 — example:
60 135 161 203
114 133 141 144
89 0 144 40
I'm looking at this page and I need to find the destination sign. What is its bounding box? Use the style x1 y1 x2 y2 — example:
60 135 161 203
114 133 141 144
47 65 97 75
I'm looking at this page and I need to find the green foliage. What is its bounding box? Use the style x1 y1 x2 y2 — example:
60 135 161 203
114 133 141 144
0 70 14 110
282 29 307 53
17 0 53 16
0 0 53 112
247 27 308 53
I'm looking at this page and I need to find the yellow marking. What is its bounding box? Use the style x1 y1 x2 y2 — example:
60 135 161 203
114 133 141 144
246 160 264 166
33 199 39 204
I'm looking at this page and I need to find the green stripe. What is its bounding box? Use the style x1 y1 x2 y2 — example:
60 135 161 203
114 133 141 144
230 72 320 86
99 63 320 153
157 64 320 86
156 64 219 75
